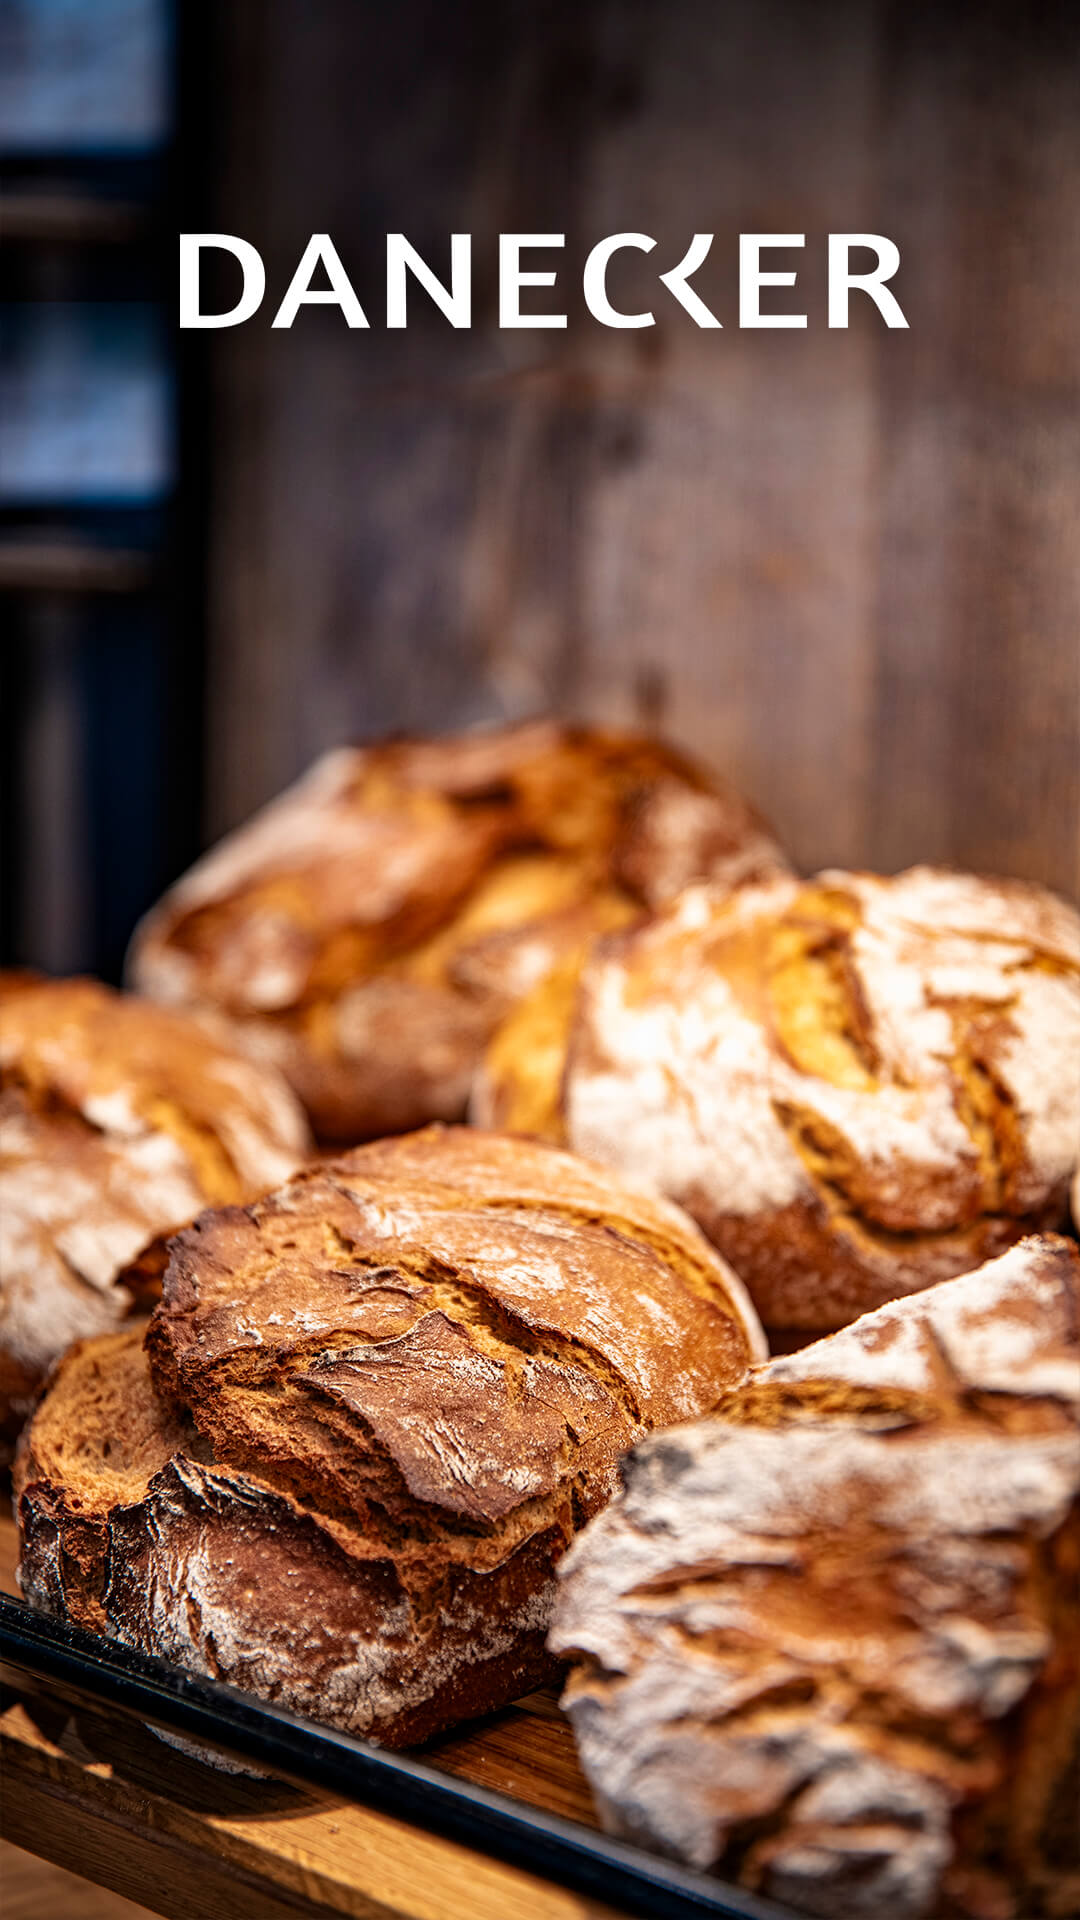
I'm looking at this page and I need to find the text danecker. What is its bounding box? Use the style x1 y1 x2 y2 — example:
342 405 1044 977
179 232 909 330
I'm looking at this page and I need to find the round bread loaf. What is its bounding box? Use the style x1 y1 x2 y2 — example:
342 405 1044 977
551 1235 1080 1920
127 721 788 1143
478 866 1080 1336
16 1125 764 1747
0 974 310 1446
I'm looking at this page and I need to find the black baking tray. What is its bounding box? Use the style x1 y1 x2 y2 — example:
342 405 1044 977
0 1591 798 1920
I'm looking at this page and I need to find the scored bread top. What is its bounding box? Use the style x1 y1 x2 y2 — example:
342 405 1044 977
17 1126 764 1746
548 865 1080 1333
0 975 310 1422
147 1125 766 1533
128 722 788 1140
551 1235 1080 1919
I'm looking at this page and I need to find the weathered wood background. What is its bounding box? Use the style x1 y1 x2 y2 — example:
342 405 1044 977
204 0 1080 898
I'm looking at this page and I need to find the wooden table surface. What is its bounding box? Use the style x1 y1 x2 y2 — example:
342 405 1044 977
0 1512 625 1920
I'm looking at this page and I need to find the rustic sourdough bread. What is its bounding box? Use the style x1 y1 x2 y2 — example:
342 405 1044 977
0 974 310 1449
128 721 788 1143
551 1235 1080 1920
16 1126 764 1747
477 866 1080 1336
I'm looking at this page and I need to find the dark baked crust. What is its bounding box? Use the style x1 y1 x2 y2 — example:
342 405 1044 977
128 722 789 1142
17 1126 763 1747
551 1236 1080 1919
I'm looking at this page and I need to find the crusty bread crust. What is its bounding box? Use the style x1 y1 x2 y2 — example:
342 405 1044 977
0 975 310 1445
525 866 1080 1335
551 1235 1080 1920
128 723 788 1143
17 1126 763 1747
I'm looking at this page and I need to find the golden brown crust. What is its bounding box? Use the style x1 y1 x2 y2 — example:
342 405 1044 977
17 1126 763 1747
495 866 1080 1334
0 975 311 1445
128 723 789 1142
14 1324 192 1630
552 1236 1080 1919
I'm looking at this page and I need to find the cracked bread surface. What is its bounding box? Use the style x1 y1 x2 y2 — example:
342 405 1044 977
16 1125 764 1747
128 721 789 1143
550 1235 1080 1920
0 975 311 1447
484 864 1080 1336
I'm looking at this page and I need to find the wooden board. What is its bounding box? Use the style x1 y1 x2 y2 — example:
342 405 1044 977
0 1839 157 1920
0 1512 624 1920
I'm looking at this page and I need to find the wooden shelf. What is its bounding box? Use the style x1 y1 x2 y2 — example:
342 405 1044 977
0 194 145 246
0 541 153 595
0 1515 624 1920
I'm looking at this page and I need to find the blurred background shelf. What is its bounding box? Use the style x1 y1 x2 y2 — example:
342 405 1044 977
0 191 145 244
0 535 153 592
1 0 206 984
2 0 1078 985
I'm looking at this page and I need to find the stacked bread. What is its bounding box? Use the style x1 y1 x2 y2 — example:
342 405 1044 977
127 721 789 1142
9 720 1080 1920
15 1127 763 1745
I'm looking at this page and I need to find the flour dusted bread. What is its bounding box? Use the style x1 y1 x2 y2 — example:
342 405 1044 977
479 866 1080 1336
16 1126 763 1747
0 975 310 1447
128 721 788 1142
551 1235 1080 1920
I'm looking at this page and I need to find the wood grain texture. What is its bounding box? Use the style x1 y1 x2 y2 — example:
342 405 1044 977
0 1693 619 1920
0 1514 618 1920
0 1841 156 1920
870 4 1080 891
200 0 1079 900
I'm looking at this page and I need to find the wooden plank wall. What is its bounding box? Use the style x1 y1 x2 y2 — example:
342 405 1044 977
204 0 1080 898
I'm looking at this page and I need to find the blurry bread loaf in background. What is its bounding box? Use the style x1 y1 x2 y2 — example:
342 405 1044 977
551 1234 1080 1920
0 973 310 1450
477 865 1080 1339
128 721 789 1143
16 1125 764 1747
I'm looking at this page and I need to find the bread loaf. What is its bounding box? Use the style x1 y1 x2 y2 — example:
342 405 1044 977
551 1234 1080 1920
0 974 310 1448
128 722 788 1142
478 866 1080 1336
16 1125 764 1747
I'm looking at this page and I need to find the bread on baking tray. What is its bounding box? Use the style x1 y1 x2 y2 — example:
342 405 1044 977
550 1234 1080 1920
476 864 1080 1339
15 1125 765 1746
127 720 789 1143
0 973 310 1450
